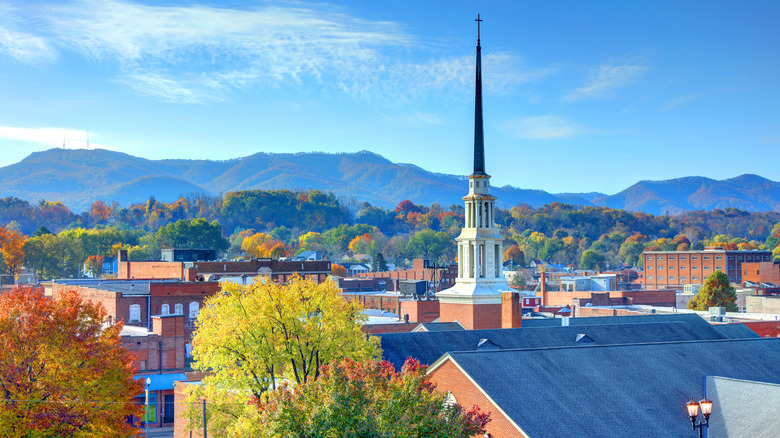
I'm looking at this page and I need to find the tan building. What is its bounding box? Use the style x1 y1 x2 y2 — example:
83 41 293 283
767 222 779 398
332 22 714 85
643 248 771 289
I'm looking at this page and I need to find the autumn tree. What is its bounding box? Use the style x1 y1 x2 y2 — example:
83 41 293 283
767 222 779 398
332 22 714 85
0 286 142 436
331 263 347 277
503 244 525 266
185 276 379 436
84 255 105 278
687 271 738 311
251 357 490 438
0 227 27 276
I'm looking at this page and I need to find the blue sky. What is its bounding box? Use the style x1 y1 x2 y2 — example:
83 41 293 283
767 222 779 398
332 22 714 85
1 0 779 195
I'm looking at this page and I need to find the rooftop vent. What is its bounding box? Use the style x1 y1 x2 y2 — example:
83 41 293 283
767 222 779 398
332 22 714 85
476 338 501 350
575 334 595 344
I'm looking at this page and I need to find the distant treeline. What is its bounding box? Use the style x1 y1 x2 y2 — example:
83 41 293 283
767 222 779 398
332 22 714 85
1 192 779 280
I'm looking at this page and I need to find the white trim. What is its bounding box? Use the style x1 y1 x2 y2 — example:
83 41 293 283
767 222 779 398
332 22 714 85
428 354 528 437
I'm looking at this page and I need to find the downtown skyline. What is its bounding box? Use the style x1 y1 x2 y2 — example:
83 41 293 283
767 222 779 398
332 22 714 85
1 0 779 195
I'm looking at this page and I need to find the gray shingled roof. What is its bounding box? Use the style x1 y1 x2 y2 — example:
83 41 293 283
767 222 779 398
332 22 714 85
443 338 780 438
379 314 739 370
412 322 465 332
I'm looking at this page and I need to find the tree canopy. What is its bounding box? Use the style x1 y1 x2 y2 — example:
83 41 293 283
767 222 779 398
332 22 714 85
251 357 491 438
688 271 738 311
0 286 142 437
185 276 380 436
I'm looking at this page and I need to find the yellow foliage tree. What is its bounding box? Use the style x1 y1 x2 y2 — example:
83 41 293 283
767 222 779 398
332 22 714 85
185 276 380 436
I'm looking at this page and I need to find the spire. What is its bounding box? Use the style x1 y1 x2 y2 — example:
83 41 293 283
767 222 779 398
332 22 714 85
472 14 486 176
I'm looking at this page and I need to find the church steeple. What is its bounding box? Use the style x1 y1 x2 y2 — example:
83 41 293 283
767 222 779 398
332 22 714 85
472 14 486 176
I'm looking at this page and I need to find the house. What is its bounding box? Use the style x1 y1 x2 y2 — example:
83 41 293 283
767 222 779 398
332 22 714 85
560 274 617 291
340 262 371 277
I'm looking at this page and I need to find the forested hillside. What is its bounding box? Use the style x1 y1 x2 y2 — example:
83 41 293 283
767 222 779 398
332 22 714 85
1 190 779 281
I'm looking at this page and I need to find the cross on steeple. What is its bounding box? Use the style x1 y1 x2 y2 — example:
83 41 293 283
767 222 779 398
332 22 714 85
475 14 483 45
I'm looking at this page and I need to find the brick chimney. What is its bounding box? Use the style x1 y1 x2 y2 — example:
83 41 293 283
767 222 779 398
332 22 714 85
540 271 548 306
501 291 522 328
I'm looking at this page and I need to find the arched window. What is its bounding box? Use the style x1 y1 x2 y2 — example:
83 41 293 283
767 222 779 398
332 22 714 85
129 304 141 323
189 302 200 319
161 304 170 315
175 303 183 315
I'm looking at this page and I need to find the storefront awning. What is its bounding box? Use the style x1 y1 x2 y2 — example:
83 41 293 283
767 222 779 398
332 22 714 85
134 373 188 391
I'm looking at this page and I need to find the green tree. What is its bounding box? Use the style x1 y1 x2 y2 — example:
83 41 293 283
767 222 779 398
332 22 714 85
372 252 388 272
185 276 380 437
579 249 606 271
157 218 229 251
617 241 645 267
687 271 738 311
406 230 452 261
251 357 490 438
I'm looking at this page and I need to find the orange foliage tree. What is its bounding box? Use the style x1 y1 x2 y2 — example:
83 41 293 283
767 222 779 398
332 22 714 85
0 227 27 276
0 286 143 436
331 263 347 277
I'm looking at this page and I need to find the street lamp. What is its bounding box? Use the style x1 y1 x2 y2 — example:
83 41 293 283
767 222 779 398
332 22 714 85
686 398 713 438
145 377 151 436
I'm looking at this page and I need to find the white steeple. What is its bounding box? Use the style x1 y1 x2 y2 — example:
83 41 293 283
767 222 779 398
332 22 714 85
437 15 507 308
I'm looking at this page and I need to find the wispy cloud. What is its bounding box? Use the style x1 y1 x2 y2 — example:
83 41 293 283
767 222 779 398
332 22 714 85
565 61 646 102
661 93 699 111
0 4 57 66
0 0 553 103
0 126 115 150
499 115 588 140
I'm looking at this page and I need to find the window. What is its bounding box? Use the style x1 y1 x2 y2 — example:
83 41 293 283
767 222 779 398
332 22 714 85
728 256 734 260
716 266 722 270
728 266 733 270
680 256 687 260
692 266 698 270
189 302 200 319
681 276 687 280
647 266 653 270
140 360 146 371
647 276 653 279
669 266 675 269
715 256 722 260
669 256 675 260
647 256 653 260
658 266 664 270
175 303 183 315
693 276 699 280
161 304 170 315
658 256 664 260
704 266 710 270
704 256 710 260
129 304 141 323
669 276 675 280
681 266 686 270
659 276 664 279
738 256 743 260
692 256 698 260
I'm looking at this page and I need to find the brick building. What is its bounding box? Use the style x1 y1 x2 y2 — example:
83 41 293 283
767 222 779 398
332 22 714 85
357 258 457 292
51 279 221 337
741 261 780 286
121 314 188 429
642 248 772 289
117 250 330 284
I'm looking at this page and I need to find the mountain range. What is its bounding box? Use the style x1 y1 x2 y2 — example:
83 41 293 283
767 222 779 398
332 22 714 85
1 148 779 216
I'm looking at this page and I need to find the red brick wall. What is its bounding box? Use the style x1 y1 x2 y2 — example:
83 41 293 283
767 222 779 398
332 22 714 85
501 292 522 329
429 360 527 438
400 300 440 323
118 261 184 280
742 262 780 285
439 302 501 330
122 334 160 371
544 290 675 308
741 321 780 338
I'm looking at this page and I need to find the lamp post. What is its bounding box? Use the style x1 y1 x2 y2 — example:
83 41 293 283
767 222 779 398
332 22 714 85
145 377 151 436
686 398 713 438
